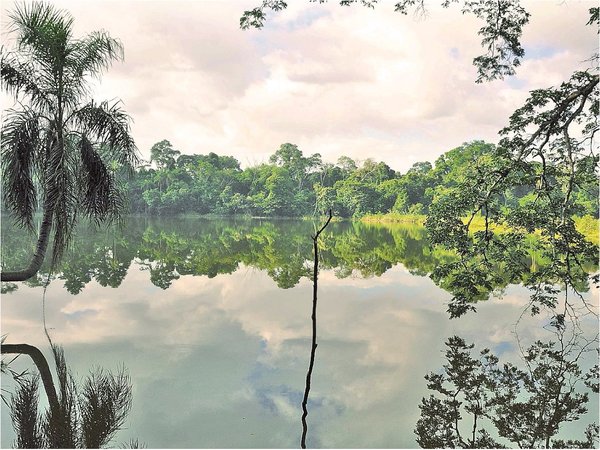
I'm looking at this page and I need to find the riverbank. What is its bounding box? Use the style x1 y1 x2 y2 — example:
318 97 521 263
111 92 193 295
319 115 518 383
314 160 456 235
361 213 599 245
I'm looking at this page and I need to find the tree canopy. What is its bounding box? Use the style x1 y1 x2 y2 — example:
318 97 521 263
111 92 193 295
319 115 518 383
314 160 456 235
115 139 599 227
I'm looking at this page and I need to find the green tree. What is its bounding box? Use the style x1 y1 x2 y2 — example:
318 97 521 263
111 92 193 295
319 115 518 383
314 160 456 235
150 139 180 170
336 155 357 176
263 166 296 215
397 161 436 213
313 183 338 216
335 179 381 217
426 69 598 317
269 143 321 190
352 159 395 185
432 141 495 187
1 3 138 282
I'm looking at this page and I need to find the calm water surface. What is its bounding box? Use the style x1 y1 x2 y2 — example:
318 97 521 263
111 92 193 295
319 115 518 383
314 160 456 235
1 217 598 448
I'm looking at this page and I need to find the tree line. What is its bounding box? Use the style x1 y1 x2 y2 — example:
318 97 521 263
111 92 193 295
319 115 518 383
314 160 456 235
123 140 599 219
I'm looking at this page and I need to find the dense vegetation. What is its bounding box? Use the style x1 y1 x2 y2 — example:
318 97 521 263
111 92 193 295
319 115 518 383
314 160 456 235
124 140 599 219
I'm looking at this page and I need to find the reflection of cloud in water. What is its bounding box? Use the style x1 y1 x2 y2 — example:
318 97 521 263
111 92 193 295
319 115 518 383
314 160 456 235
1 263 598 448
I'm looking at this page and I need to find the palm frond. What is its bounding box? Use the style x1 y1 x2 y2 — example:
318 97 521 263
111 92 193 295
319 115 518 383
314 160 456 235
42 131 79 267
60 32 124 108
72 100 139 170
78 135 125 224
0 49 50 111
9 2 73 69
1 108 41 231
80 366 133 448
121 438 147 448
67 30 124 80
10 374 45 449
44 345 78 448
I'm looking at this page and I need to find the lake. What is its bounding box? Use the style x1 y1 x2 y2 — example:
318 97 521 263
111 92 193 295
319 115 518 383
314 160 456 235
1 217 598 448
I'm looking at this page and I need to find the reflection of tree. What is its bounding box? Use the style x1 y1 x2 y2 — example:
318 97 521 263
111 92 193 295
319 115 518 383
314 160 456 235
60 227 139 294
415 333 599 449
137 225 245 289
2 342 133 448
2 218 593 297
321 222 457 279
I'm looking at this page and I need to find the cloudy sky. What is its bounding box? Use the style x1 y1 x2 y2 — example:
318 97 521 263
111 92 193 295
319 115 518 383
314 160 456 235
1 0 597 172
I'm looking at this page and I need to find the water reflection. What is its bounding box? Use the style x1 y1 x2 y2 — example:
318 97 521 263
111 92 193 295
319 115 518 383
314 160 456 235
2 217 571 302
415 332 599 448
1 342 133 448
1 217 598 448
3 218 436 292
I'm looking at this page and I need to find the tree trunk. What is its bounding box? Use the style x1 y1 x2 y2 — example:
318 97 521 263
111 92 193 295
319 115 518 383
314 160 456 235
1 343 59 413
1 204 54 282
301 210 332 449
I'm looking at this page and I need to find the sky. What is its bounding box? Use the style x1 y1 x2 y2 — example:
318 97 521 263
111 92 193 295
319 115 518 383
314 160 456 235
1 0 597 172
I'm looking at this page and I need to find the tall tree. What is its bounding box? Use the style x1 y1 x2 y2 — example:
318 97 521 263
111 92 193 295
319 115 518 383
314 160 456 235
1 2 138 282
269 143 321 190
150 139 180 170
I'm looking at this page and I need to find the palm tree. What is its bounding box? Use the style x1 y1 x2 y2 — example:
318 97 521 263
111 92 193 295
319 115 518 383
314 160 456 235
1 2 138 282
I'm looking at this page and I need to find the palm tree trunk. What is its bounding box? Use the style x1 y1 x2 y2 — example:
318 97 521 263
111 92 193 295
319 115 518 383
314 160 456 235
1 343 59 413
1 204 54 282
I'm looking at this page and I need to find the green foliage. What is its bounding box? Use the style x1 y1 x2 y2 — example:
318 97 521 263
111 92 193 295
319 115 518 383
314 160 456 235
123 139 599 227
269 143 322 190
150 140 180 170
426 70 599 318
574 215 599 245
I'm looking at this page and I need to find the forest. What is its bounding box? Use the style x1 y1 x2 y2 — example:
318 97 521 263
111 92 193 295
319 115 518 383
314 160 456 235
125 140 599 219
